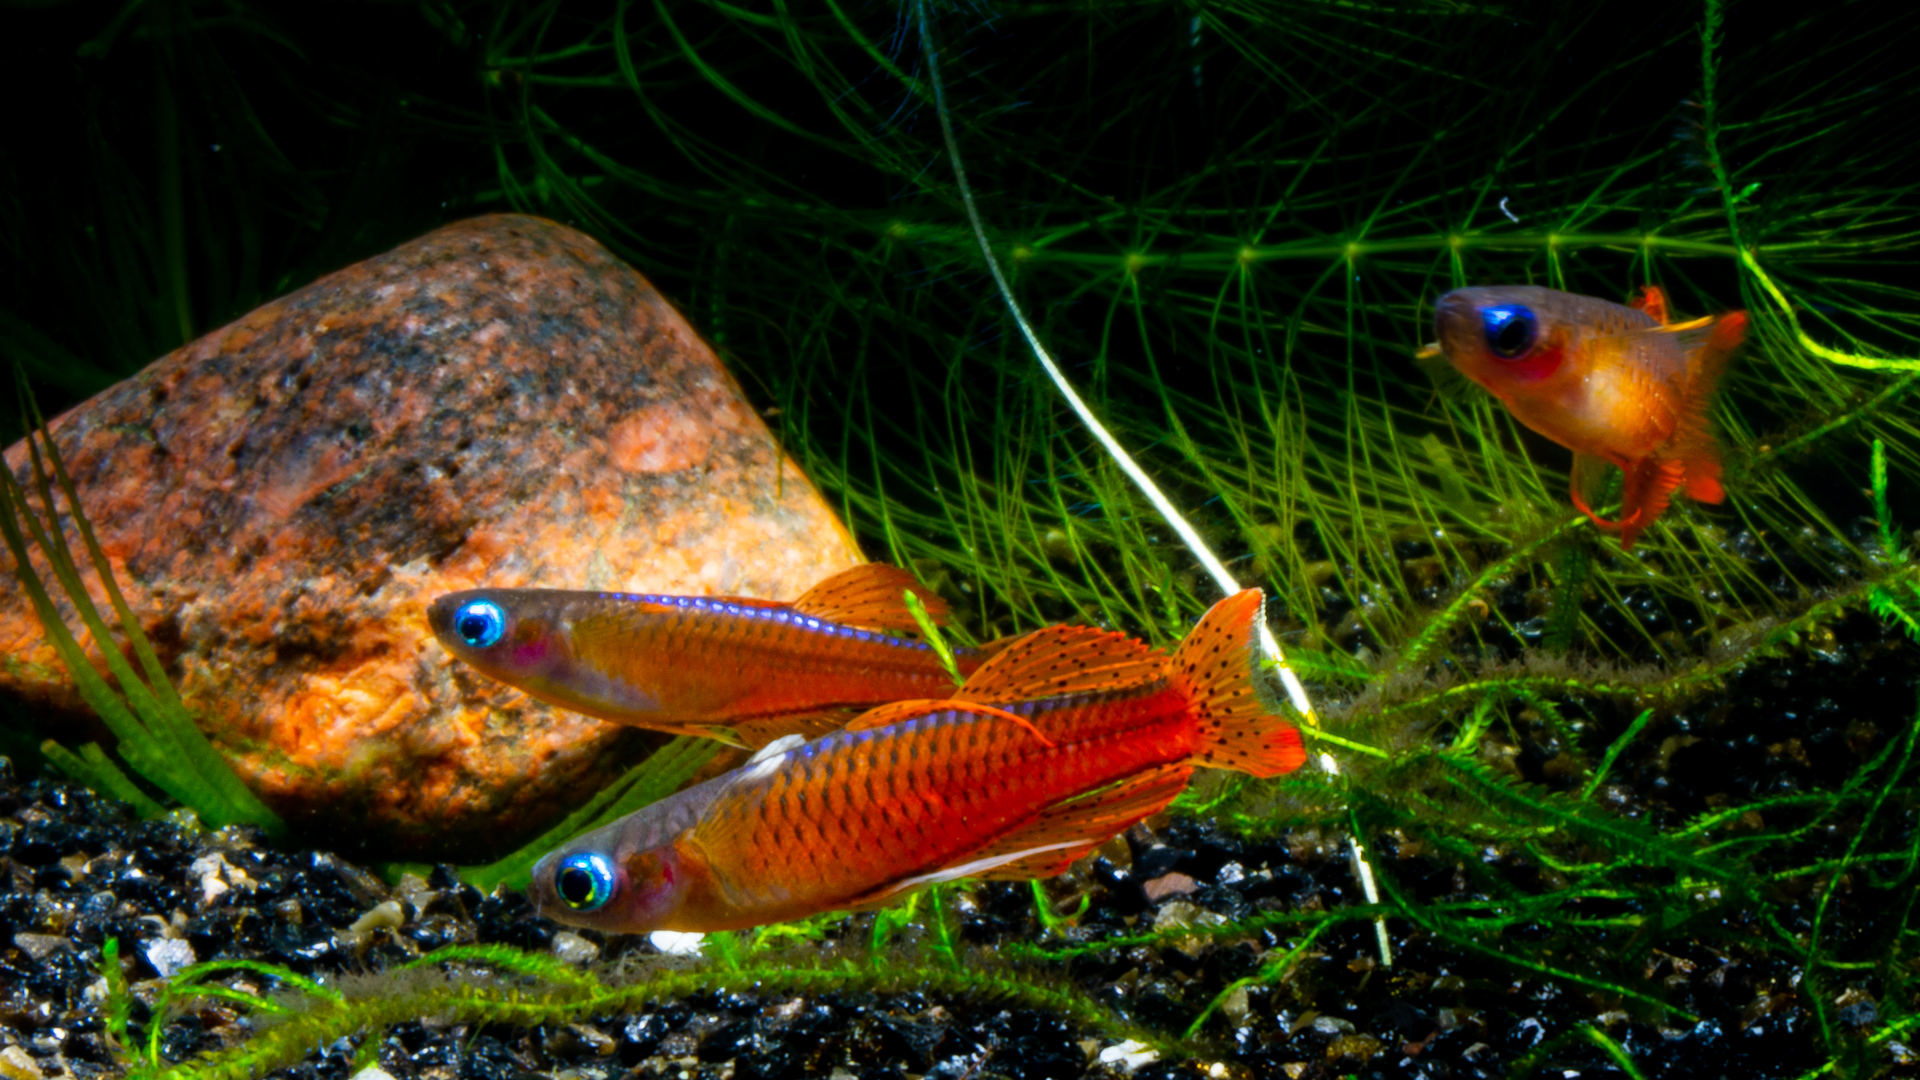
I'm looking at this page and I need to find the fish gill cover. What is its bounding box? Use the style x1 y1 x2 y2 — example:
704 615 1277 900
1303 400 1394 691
2 0 1919 1077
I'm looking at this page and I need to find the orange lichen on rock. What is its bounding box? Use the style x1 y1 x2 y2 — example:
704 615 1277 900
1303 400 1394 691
0 214 862 858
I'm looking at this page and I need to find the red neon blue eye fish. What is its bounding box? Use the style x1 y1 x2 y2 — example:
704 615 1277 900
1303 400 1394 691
526 589 1307 934
1423 284 1746 549
427 563 996 748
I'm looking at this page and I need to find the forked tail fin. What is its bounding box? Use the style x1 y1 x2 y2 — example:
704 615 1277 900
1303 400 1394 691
1168 590 1307 778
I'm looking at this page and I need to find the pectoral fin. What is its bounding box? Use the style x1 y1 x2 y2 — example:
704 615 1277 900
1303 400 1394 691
1569 452 1623 530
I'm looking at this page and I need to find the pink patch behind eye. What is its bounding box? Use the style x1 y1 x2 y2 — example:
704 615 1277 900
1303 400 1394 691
505 638 553 669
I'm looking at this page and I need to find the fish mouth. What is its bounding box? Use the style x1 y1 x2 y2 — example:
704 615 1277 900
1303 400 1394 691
425 594 459 639
1432 291 1489 358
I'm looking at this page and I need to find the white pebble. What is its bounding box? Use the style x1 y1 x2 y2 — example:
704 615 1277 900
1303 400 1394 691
552 931 601 964
143 937 197 979
648 931 704 957
1096 1039 1158 1072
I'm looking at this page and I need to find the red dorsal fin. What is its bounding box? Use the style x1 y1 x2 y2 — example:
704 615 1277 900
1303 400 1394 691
1630 284 1670 325
1170 590 1307 778
789 563 949 632
841 699 1055 746
952 625 1164 705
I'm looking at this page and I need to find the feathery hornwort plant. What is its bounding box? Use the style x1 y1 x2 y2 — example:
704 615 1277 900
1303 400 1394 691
5 0 1920 1075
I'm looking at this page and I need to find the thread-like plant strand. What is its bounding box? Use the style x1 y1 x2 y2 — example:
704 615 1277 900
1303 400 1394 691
909 0 1314 725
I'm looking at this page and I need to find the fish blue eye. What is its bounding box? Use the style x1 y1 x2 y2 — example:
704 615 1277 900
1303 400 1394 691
453 600 506 649
1481 304 1537 359
556 852 615 911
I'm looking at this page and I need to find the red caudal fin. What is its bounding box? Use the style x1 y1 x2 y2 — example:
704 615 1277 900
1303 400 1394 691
1669 310 1744 508
1167 590 1306 778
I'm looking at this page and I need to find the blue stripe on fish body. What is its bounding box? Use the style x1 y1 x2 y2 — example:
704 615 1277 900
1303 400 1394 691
595 590 943 653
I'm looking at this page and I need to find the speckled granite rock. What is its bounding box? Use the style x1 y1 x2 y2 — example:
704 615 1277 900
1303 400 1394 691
0 214 861 858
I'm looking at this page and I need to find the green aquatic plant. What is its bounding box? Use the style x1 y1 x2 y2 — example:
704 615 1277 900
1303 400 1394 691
0 388 285 837
7 0 1920 1075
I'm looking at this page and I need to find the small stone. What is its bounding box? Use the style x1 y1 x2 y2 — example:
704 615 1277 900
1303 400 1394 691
0 1046 46 1080
0 215 862 857
1150 899 1228 957
553 931 601 964
143 936 197 978
1142 872 1198 901
347 900 406 934
349 1068 399 1080
11 933 70 960
1324 1033 1382 1063
1096 1039 1158 1072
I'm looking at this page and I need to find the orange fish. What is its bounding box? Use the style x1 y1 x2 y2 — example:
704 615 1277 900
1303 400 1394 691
1424 284 1746 549
527 589 1306 934
427 563 995 748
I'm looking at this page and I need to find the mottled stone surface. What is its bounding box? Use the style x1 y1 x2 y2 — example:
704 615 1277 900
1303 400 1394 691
0 214 861 858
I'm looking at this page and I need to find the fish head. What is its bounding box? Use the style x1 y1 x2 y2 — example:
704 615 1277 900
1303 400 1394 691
1432 285 1576 393
529 831 696 933
427 589 571 682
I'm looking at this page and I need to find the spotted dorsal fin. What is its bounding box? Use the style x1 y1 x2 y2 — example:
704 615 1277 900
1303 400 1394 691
788 563 950 632
841 699 1056 746
951 625 1164 705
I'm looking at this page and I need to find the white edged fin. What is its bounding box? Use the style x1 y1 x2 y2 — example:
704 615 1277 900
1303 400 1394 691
747 733 807 765
733 734 805 787
862 840 1091 902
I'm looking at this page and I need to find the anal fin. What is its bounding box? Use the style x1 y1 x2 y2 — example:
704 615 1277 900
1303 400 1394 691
791 563 950 632
1570 452 1626 532
973 764 1193 880
1617 457 1687 551
846 764 1193 904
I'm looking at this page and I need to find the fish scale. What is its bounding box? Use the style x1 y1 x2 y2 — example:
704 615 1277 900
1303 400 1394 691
693 707 1195 922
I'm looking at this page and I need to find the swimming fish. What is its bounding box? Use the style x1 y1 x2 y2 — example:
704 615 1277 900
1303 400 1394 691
1422 284 1746 549
527 589 1306 934
427 563 996 748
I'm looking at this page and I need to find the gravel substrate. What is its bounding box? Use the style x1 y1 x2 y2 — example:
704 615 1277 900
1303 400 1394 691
2 613 1915 1080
